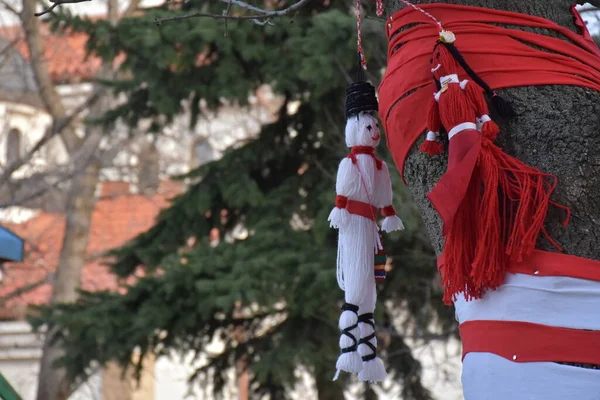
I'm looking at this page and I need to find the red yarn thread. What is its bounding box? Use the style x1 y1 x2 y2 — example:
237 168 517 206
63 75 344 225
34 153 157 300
419 140 444 155
420 96 445 155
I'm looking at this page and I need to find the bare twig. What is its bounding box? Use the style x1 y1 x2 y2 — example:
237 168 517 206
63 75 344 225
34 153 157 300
0 88 105 186
0 274 53 305
34 0 92 17
0 36 20 58
154 0 311 25
123 0 141 17
0 0 19 15
313 158 335 182
0 170 75 208
224 0 232 37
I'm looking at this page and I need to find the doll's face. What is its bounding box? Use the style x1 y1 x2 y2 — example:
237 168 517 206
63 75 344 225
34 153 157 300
345 112 381 148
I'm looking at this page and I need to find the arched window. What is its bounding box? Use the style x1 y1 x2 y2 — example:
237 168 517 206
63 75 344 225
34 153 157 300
6 128 21 165
193 137 213 167
138 142 160 193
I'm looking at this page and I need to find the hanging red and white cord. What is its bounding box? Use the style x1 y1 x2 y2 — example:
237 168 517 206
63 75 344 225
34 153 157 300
356 1 386 70
375 0 384 17
397 0 443 31
356 0 367 69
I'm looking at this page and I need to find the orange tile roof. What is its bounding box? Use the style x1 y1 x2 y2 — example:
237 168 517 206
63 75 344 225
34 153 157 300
1 19 118 84
0 181 183 320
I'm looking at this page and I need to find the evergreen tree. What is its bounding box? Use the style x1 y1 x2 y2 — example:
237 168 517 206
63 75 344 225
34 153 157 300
31 2 454 398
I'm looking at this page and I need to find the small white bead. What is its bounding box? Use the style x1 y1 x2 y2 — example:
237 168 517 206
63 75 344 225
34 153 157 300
387 23 392 29
513 355 518 361
534 270 540 275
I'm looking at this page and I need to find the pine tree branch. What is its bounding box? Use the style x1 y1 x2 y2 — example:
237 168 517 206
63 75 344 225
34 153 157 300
153 0 311 25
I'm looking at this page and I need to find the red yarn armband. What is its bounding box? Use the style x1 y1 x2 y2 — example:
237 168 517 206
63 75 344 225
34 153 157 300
382 206 396 217
335 195 348 209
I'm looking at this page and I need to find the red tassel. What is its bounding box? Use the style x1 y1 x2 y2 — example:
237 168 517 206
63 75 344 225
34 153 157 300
441 173 481 305
419 139 444 155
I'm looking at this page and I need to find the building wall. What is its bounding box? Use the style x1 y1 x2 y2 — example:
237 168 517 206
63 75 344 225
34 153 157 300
0 321 102 400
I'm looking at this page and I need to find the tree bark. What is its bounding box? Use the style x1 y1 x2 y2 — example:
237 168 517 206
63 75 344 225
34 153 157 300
21 0 83 153
383 0 600 261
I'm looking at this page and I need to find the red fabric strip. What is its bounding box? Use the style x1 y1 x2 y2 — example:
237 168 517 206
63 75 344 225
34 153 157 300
348 146 383 170
460 320 600 365
335 195 348 209
381 205 396 217
437 250 600 283
379 4 600 180
345 199 378 221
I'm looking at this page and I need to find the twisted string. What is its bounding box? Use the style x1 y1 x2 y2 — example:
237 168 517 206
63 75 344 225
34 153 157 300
375 0 384 17
397 0 444 31
356 0 367 69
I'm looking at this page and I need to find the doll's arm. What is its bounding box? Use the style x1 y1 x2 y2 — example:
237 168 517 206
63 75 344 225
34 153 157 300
328 158 359 230
377 162 404 233
463 80 499 139
420 94 444 155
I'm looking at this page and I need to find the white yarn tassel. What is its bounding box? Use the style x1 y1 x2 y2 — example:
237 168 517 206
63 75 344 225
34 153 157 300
381 215 404 233
359 357 387 383
328 207 350 230
333 306 362 380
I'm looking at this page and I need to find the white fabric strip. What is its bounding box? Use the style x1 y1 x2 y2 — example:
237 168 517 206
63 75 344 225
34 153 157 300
457 272 600 399
462 353 600 400
479 114 491 123
448 122 477 139
454 272 600 331
434 74 461 102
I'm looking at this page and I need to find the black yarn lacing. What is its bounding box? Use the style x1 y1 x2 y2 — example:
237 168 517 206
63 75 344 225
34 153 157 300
358 313 377 362
340 303 360 353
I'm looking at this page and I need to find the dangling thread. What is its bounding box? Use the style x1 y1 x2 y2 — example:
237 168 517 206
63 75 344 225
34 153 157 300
356 0 367 69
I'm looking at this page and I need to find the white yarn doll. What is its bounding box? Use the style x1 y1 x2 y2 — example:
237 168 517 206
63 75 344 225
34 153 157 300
329 81 404 382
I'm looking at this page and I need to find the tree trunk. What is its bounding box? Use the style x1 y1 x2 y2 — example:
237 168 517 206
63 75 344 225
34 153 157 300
382 0 600 372
383 0 600 262
31 0 122 397
36 161 101 400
